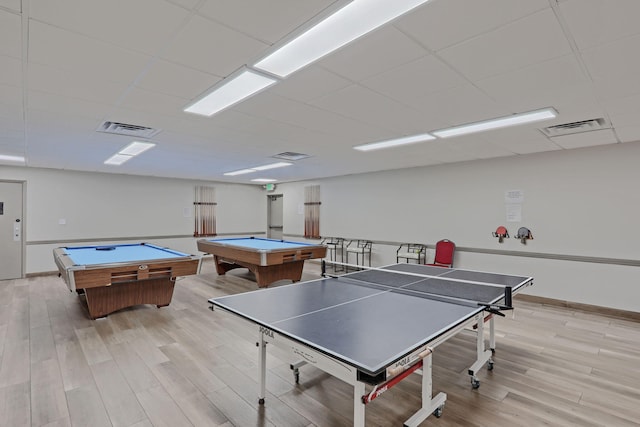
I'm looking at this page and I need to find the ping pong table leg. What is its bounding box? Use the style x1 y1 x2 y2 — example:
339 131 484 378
258 334 267 404
404 350 446 426
353 381 366 427
489 314 496 351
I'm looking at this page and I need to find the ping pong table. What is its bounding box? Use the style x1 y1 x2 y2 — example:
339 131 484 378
208 263 533 426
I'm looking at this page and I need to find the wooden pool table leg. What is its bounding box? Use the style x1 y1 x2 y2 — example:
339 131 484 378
83 277 176 319
253 261 304 287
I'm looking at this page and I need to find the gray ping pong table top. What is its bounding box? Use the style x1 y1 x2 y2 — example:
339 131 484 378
209 263 533 378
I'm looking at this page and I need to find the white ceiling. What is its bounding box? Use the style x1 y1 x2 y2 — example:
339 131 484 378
2 0 640 183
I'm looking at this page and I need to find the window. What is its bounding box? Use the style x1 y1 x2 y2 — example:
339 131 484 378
304 185 320 239
193 186 216 237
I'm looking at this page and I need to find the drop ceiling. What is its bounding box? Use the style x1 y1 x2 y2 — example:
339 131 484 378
1 0 639 183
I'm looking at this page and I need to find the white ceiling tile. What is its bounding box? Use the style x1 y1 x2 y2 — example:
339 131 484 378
0 116 22 133
118 87 190 117
395 0 550 51
592 74 640 103
408 84 507 128
602 91 640 120
310 84 434 135
318 26 428 82
438 9 572 81
197 0 337 44
136 59 221 100
28 90 112 121
550 129 619 149
361 55 467 104
29 21 152 84
0 55 21 86
165 0 200 9
448 138 516 160
614 125 640 144
234 92 388 141
161 14 268 76
475 54 592 112
581 34 640 82
0 83 22 117
0 10 21 59
558 0 640 51
420 140 478 164
269 66 351 103
30 0 190 55
0 0 21 13
485 128 562 155
28 62 128 106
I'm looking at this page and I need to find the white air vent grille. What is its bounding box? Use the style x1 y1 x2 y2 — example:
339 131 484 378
97 121 161 138
272 152 311 161
541 118 609 137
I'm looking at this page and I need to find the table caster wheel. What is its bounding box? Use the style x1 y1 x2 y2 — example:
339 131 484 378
488 361 494 371
471 377 480 389
433 405 444 418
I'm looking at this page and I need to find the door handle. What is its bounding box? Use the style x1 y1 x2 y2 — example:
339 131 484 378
14 219 21 241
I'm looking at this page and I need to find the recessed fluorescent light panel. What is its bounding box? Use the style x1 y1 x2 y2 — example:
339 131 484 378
104 141 156 166
353 133 436 151
433 108 558 138
0 154 25 163
224 162 292 176
184 68 278 117
252 162 292 171
104 154 133 166
252 178 277 182
119 141 155 156
223 169 256 176
254 0 432 77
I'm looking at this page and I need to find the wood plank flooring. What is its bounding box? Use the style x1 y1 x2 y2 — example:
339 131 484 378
1 260 639 426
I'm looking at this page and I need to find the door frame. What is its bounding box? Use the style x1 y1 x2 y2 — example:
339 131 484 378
1 179 26 279
267 193 283 239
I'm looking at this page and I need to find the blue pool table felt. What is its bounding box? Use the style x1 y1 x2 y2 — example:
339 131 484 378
204 237 319 251
62 243 189 266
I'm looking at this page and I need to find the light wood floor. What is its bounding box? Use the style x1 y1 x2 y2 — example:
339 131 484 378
1 260 639 427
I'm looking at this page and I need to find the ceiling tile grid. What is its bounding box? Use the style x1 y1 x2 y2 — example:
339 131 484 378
1 0 639 180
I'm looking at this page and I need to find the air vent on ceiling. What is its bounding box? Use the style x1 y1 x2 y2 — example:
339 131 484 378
97 121 161 138
541 118 609 137
272 152 311 161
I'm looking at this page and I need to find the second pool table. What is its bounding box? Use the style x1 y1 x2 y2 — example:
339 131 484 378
197 237 326 287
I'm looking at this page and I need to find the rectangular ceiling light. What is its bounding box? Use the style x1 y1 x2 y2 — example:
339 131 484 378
353 133 436 151
224 162 292 176
119 141 155 156
252 162 292 171
433 108 558 138
184 68 278 117
254 0 432 77
252 178 277 182
224 168 256 176
104 154 133 165
104 141 156 166
0 154 25 163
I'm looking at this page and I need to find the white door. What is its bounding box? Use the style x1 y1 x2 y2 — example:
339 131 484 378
0 181 24 280
267 194 283 239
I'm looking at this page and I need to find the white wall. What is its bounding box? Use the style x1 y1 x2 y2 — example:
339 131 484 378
277 142 640 313
0 167 265 273
3 141 640 312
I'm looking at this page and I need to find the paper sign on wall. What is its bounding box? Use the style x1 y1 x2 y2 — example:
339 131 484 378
505 190 524 203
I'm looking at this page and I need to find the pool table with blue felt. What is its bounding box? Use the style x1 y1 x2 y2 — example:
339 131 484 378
197 237 326 287
53 243 202 319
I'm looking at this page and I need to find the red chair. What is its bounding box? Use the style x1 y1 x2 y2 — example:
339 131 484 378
426 239 455 268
